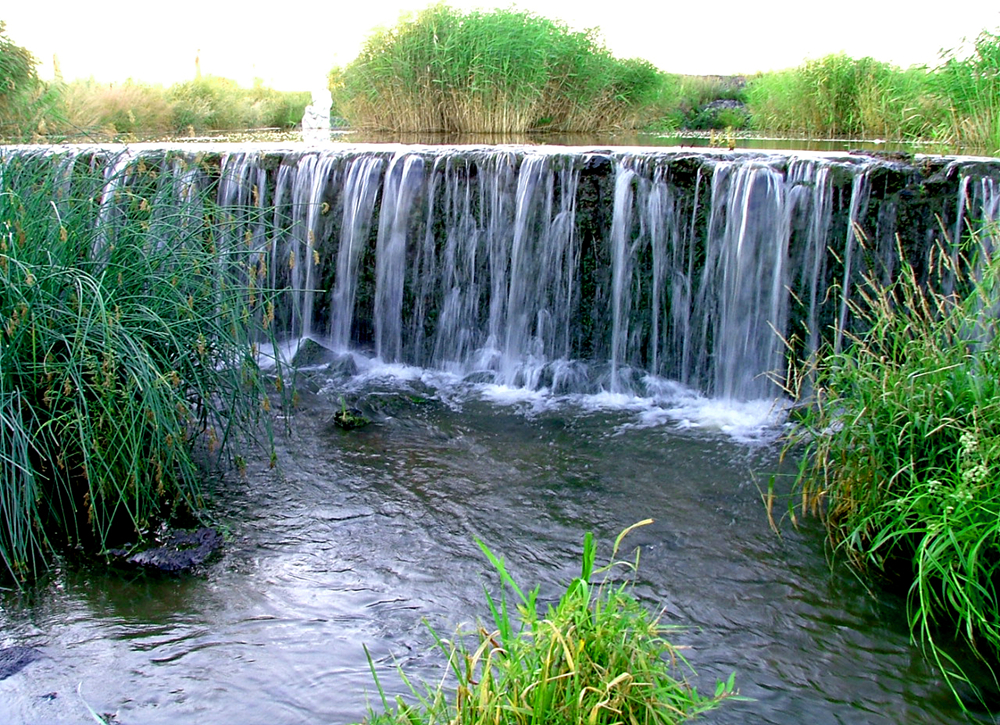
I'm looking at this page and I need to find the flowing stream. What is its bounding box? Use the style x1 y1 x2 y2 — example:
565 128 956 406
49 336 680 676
2 143 1000 724
0 368 989 724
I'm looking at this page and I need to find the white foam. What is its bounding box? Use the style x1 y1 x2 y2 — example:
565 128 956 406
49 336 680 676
293 345 789 443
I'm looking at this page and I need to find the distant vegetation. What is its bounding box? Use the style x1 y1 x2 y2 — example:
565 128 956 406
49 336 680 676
0 22 309 142
744 31 1000 154
325 4 999 154
0 13 997 151
328 5 666 134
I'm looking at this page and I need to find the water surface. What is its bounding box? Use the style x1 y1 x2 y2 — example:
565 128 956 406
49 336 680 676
0 365 986 724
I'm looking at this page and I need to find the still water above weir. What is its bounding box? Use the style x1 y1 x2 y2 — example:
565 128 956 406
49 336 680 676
2 142 1000 723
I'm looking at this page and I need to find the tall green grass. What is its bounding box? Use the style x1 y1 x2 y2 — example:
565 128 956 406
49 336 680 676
0 150 285 583
745 53 938 139
330 5 667 134
359 522 738 724
785 226 1000 704
933 30 1000 155
167 76 310 135
0 21 60 140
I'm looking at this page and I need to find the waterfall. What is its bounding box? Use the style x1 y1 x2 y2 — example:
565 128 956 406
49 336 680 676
330 155 384 350
6 144 999 405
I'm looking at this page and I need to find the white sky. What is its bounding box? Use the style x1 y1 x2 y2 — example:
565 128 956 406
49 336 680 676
5 1 1000 91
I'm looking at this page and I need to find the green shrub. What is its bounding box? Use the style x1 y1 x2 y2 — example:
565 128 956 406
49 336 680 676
330 4 669 133
359 523 739 724
785 228 1000 704
0 150 285 583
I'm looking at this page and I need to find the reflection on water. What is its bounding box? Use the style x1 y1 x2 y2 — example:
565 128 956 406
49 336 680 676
0 371 989 724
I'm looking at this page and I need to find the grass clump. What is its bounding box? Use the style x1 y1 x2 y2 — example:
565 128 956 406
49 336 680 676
0 150 285 583
330 4 667 134
745 53 937 140
0 21 60 141
360 521 738 724
166 76 310 136
784 228 1000 703
933 29 1000 155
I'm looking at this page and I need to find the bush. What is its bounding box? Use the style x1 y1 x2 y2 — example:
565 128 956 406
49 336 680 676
0 149 285 582
360 523 738 724
166 75 308 134
330 4 669 133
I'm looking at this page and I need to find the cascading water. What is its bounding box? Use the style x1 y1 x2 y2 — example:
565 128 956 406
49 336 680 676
8 144 1000 416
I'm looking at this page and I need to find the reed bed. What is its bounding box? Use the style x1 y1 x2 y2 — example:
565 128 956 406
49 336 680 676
785 227 1000 704
745 53 937 140
330 5 665 134
0 150 285 583
933 30 1000 155
359 522 738 724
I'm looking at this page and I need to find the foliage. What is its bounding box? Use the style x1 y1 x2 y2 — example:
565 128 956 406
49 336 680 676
166 76 309 134
932 29 1000 155
59 79 176 139
2 74 309 142
785 227 1000 704
359 522 738 724
0 20 59 141
0 149 286 583
745 53 939 139
330 4 669 133
653 75 749 132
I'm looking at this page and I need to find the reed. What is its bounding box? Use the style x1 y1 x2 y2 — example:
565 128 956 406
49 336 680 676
745 53 937 139
59 79 176 139
932 30 1000 155
785 225 1000 704
359 522 738 724
330 5 666 134
166 76 310 134
0 150 286 583
0 21 59 141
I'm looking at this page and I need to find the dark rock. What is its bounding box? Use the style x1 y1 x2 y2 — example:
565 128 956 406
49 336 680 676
0 645 37 680
291 338 338 368
704 98 746 111
462 370 496 384
110 528 223 573
324 352 359 378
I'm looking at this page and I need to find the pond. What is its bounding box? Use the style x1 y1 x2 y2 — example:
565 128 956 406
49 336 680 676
0 361 986 725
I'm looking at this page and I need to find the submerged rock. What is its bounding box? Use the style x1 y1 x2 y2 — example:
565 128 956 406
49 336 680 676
109 528 223 573
0 645 37 680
